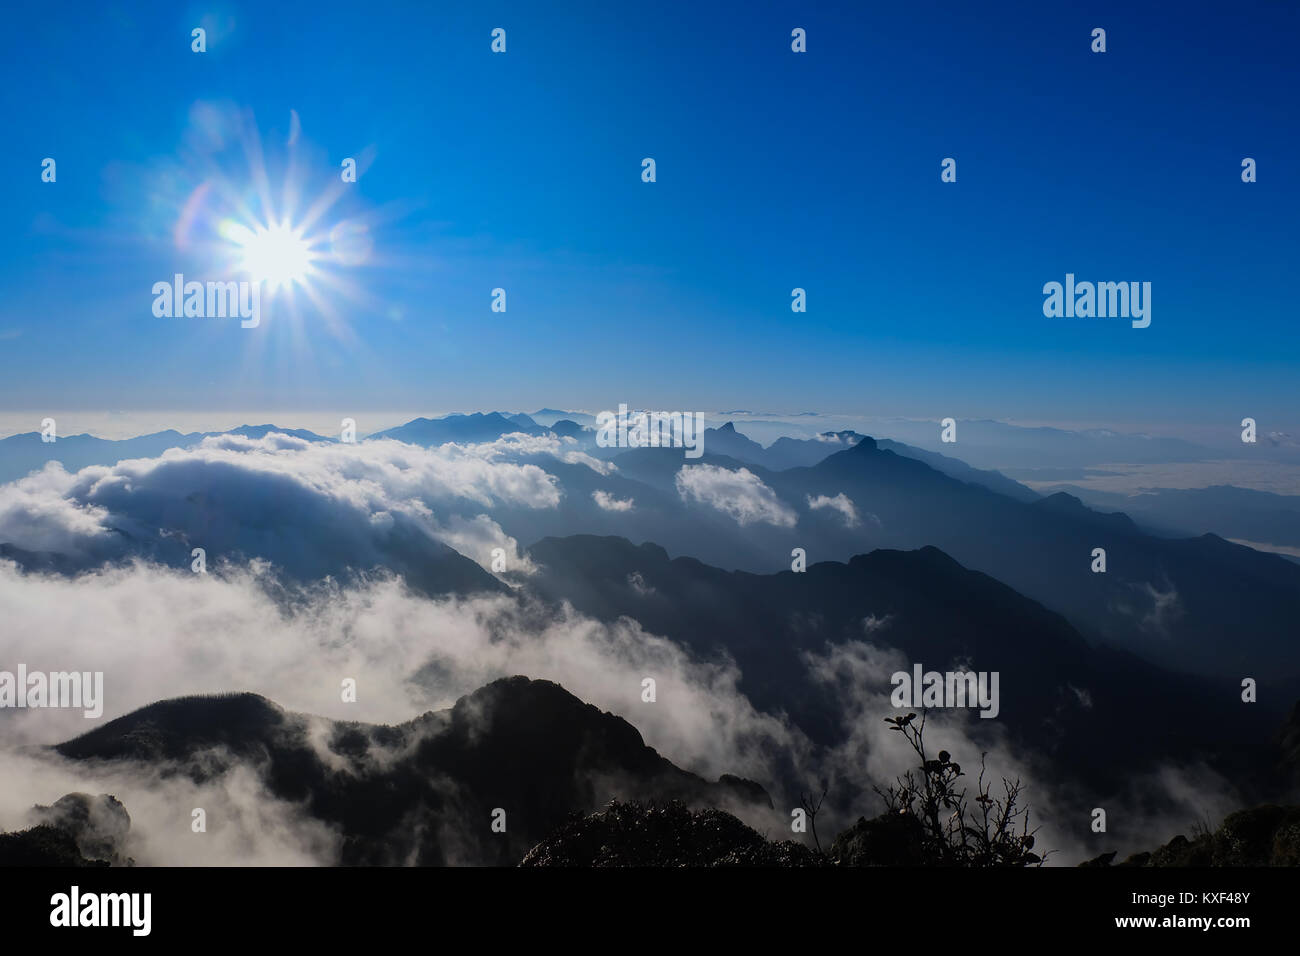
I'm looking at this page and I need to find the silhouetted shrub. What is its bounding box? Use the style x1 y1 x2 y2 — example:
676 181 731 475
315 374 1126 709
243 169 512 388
872 711 1046 866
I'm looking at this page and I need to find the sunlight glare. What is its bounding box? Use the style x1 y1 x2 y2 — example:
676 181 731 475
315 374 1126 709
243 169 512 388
221 218 314 291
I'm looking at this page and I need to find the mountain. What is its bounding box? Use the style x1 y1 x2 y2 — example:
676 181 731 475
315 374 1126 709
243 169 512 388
521 800 822 866
876 438 1040 502
765 431 865 469
368 412 544 446
696 422 862 471
435 431 1300 686
522 534 1280 807
530 409 597 427
857 419 1222 472
0 482 505 600
222 424 330 443
756 438 1300 683
701 422 768 463
0 425 332 484
548 419 585 440
693 422 1039 500
365 411 593 446
0 793 133 866
505 413 541 431
1041 483 1300 551
51 679 770 865
1082 804 1300 866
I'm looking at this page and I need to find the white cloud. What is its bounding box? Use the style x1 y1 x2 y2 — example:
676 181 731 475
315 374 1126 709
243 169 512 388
450 431 616 475
0 433 563 580
0 558 807 861
429 513 536 575
807 492 860 528
592 490 635 512
674 464 797 528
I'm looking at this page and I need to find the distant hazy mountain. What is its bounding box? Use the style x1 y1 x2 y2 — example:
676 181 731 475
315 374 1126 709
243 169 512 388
876 439 1040 502
859 419 1224 471
696 422 861 471
765 431 865 469
0 433 507 597
49 678 768 865
700 422 769 463
505 413 541 431
0 424 332 484
1041 483 1300 550
694 422 1039 500
548 419 585 439
529 409 598 427
368 412 545 446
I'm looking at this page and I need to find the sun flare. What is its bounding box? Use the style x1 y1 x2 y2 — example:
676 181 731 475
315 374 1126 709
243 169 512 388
220 218 315 292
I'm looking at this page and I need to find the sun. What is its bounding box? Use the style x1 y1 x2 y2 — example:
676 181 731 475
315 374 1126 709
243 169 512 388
219 218 315 292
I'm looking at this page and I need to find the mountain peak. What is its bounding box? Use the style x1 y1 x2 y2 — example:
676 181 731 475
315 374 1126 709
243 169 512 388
848 434 878 452
1035 491 1087 510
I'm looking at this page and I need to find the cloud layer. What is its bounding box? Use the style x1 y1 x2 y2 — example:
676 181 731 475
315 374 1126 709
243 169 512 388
0 433 574 577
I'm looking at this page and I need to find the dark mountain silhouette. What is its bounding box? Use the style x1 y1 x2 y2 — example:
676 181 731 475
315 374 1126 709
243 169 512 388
0 825 109 867
50 679 770 866
0 793 132 866
521 800 822 866
1275 700 1300 793
1082 804 1300 866
753 437 1300 683
561 432 1297 687
524 796 1300 868
523 534 1281 807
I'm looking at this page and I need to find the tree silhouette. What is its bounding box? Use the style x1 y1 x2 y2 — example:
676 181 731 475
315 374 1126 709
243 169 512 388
875 710 1047 866
798 781 829 853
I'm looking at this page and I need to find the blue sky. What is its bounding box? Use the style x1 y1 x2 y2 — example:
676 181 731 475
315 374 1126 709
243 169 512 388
1 0 1297 429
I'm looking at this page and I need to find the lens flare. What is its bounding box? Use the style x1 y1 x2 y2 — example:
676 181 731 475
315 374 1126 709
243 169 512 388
220 219 314 291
